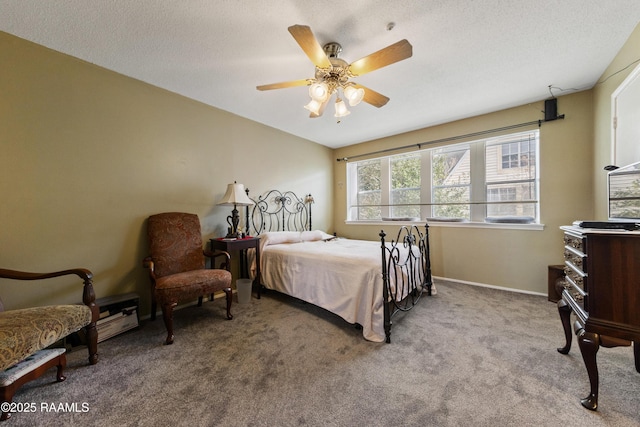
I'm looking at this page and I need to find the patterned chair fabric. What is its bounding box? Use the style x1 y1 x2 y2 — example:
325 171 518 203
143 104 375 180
145 212 233 345
148 213 206 277
0 268 98 370
0 305 91 372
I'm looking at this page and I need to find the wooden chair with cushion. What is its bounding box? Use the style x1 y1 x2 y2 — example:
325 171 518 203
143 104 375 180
143 212 233 345
0 268 99 420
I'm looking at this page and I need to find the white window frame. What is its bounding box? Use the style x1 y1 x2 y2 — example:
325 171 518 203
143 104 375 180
346 130 541 229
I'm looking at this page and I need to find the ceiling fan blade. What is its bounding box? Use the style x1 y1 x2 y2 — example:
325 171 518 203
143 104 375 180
348 39 413 76
310 98 330 118
288 25 332 69
353 84 389 108
256 79 310 91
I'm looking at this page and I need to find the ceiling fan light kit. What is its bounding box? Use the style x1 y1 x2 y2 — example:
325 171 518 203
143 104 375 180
334 96 350 119
309 82 330 102
343 85 365 106
304 98 323 115
257 25 412 121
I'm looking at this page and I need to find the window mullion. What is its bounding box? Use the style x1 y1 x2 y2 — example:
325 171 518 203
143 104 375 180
421 152 431 220
470 142 485 221
347 162 357 220
381 157 390 218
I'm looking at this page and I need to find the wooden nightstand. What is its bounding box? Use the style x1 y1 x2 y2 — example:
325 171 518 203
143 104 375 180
210 237 262 298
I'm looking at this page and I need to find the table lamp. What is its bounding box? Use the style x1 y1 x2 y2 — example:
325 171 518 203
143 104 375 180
218 182 254 238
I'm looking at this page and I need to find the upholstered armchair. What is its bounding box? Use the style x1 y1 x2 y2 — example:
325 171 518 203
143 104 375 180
144 212 233 345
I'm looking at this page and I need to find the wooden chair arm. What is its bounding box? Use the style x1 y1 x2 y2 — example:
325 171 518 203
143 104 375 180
0 268 93 282
203 249 230 262
0 268 98 320
142 256 155 274
203 249 231 271
142 256 158 291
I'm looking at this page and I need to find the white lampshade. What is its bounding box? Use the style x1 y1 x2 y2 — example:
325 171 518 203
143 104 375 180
304 99 323 115
217 182 254 206
308 82 329 102
343 85 365 106
334 98 350 118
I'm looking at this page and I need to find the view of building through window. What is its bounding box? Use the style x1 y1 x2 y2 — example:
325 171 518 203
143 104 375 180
485 134 537 218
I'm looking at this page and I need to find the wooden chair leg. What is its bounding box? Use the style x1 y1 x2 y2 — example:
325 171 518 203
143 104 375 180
56 354 67 382
150 294 157 321
161 302 177 345
224 287 233 320
1 397 13 421
1 384 14 421
84 322 99 365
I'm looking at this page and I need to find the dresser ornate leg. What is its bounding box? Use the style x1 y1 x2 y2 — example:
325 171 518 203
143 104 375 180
557 298 572 354
634 341 639 373
577 329 600 411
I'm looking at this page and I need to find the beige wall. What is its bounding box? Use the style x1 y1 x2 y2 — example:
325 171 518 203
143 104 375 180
334 91 595 294
0 32 333 313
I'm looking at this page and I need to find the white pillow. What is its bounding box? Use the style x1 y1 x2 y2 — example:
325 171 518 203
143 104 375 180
300 230 334 242
260 231 302 247
259 230 335 249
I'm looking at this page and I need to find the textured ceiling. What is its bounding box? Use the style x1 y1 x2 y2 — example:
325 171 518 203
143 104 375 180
2 1 640 148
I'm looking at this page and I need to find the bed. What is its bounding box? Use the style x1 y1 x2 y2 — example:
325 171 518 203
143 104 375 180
244 189 433 343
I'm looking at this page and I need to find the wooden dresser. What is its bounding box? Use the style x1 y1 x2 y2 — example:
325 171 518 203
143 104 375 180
557 225 640 410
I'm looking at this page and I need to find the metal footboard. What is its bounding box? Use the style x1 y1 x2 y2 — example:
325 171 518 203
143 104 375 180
380 224 433 343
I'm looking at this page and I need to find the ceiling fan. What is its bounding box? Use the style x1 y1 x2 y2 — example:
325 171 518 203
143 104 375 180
257 25 413 120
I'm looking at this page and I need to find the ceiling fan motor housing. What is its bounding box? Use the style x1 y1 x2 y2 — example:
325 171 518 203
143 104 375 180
315 58 350 86
323 42 342 58
315 43 351 90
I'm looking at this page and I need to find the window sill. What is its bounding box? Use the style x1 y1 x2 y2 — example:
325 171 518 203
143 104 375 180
344 220 545 231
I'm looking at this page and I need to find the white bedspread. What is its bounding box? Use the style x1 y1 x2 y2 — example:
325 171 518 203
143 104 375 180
251 233 387 342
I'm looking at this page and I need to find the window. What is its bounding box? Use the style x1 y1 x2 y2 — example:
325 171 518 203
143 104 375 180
390 154 421 218
432 144 471 219
355 159 382 220
485 133 538 218
501 139 534 168
487 187 517 216
347 130 540 224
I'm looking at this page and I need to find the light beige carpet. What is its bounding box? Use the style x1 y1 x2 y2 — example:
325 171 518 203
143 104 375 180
6 279 640 426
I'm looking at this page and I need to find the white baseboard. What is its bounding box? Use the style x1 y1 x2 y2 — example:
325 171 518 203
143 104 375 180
433 275 546 297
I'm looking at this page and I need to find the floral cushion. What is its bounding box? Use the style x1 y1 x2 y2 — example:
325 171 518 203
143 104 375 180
0 305 91 372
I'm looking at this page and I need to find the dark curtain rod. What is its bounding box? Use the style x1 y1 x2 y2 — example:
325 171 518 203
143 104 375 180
336 116 564 162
